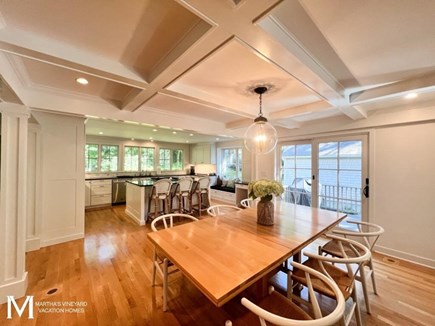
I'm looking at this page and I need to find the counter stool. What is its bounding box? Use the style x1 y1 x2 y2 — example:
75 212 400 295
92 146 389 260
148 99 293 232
193 177 210 216
174 177 194 214
148 179 172 222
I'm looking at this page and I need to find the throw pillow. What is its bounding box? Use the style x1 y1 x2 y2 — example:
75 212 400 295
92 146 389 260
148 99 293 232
221 179 228 187
227 179 235 188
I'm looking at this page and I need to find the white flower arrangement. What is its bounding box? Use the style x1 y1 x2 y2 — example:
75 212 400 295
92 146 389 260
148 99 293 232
248 179 284 202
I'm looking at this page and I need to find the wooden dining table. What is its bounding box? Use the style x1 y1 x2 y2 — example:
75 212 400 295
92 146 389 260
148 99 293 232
147 200 346 308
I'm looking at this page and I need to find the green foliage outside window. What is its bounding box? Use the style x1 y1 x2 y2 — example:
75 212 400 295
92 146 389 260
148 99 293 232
221 147 242 180
124 146 140 171
101 145 118 172
85 144 99 172
141 147 155 171
172 149 184 170
159 149 170 170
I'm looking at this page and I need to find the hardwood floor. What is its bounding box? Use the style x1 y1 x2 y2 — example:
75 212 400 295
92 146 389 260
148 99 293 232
1 205 434 325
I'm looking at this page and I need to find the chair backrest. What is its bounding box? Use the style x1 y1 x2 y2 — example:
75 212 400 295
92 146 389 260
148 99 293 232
241 261 345 325
307 234 371 291
177 177 193 193
332 220 384 252
151 213 198 232
207 204 241 217
197 177 210 191
152 179 172 196
240 198 258 208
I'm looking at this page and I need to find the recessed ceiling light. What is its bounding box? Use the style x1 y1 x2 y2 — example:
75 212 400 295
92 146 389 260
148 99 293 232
189 133 194 137
131 138 135 141
216 137 220 141
76 77 88 85
404 92 418 99
172 131 177 134
98 131 103 135
153 129 158 132
186 140 189 143
149 137 153 140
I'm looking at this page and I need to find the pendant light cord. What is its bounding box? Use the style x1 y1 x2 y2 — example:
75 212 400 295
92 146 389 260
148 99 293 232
258 93 263 117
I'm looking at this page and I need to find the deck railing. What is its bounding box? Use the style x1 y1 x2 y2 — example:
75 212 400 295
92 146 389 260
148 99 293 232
283 184 362 216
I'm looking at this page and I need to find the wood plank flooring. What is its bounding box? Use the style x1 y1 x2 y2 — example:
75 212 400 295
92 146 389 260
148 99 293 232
1 205 434 325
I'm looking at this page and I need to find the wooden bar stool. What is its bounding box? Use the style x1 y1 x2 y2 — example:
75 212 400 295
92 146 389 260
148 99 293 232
174 177 194 214
193 177 210 216
148 179 172 221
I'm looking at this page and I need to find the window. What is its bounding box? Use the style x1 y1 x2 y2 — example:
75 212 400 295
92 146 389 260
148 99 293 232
85 144 99 172
159 149 171 171
158 148 183 171
220 147 242 180
100 145 118 172
172 149 184 170
140 147 155 171
124 146 140 171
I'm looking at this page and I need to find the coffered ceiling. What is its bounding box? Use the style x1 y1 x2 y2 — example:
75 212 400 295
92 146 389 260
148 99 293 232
0 0 434 143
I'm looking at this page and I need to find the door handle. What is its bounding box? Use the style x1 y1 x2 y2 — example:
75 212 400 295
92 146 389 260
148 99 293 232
363 178 369 198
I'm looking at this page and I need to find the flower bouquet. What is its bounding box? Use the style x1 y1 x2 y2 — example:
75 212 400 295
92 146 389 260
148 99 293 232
248 179 284 225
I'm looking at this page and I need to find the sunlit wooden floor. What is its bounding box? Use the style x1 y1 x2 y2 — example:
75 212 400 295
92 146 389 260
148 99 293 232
1 205 434 325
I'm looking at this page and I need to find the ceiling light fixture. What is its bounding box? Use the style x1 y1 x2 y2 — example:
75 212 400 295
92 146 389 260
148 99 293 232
404 92 418 99
244 86 278 154
76 77 89 85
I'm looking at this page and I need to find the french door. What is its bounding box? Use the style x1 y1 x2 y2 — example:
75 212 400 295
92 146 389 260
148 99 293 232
278 134 368 222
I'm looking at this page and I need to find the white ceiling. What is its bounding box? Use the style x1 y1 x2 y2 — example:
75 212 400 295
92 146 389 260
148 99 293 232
1 0 434 143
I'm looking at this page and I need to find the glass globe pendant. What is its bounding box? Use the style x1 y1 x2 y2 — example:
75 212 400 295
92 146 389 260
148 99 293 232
244 86 278 154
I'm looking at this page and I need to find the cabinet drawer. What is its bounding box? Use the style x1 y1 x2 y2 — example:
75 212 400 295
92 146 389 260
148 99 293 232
91 184 112 195
91 194 111 206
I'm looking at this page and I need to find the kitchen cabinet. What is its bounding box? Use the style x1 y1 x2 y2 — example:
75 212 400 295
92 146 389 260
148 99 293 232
89 179 112 206
85 181 91 207
190 143 213 164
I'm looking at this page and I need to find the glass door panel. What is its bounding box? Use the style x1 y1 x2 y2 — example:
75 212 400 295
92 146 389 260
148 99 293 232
279 143 312 207
317 139 364 221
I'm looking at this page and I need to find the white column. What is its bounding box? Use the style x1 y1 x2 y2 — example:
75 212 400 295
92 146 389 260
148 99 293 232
0 103 30 304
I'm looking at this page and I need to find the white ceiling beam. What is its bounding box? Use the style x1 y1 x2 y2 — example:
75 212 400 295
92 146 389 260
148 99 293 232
270 101 331 120
338 105 368 120
350 72 435 104
226 118 252 130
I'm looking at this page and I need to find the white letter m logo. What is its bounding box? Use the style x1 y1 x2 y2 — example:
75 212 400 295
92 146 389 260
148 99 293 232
7 295 34 319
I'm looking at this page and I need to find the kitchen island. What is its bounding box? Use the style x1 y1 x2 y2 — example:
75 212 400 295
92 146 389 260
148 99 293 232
125 179 163 225
125 177 207 225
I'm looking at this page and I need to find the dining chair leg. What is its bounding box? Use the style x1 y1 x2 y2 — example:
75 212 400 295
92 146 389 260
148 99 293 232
359 264 371 314
163 258 169 311
369 258 378 294
197 192 202 216
352 289 362 326
152 250 157 286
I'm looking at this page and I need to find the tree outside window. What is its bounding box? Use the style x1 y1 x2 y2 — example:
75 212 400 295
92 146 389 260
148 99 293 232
124 146 140 171
101 145 118 172
85 144 99 172
159 148 171 171
172 149 184 170
221 147 242 179
141 147 155 171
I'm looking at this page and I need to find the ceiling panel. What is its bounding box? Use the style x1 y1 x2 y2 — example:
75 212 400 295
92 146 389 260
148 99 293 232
12 55 138 106
167 39 321 116
143 93 245 123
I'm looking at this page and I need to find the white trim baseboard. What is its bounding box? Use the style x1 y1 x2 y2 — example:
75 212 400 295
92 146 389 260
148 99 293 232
0 272 28 304
41 232 84 248
26 237 41 252
375 245 435 269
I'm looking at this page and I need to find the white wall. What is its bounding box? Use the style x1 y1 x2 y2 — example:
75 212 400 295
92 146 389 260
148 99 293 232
372 123 435 267
31 111 85 247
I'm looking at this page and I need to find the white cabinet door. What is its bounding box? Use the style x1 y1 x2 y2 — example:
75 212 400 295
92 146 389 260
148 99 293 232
85 181 91 207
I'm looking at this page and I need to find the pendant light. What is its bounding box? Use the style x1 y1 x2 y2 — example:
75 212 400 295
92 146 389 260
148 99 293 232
244 86 278 154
